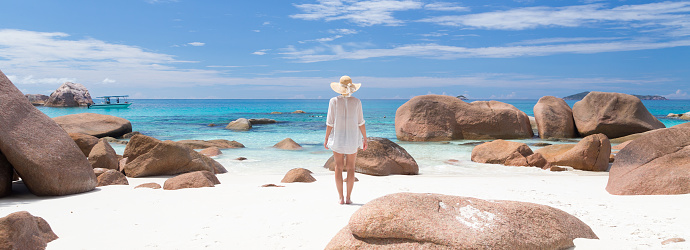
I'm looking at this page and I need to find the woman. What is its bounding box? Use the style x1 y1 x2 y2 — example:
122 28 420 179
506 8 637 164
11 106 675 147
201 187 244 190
324 75 367 205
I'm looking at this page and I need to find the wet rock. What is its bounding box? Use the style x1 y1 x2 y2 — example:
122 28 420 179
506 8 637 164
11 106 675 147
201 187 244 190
225 118 252 131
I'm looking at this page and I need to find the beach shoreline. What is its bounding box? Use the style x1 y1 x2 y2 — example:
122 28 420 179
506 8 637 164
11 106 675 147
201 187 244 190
2 170 688 249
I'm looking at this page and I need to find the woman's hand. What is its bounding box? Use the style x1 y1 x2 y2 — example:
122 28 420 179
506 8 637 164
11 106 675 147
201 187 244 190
362 138 368 151
324 138 329 149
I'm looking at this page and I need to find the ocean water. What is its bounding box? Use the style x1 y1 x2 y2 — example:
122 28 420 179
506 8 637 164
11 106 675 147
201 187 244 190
37 98 690 176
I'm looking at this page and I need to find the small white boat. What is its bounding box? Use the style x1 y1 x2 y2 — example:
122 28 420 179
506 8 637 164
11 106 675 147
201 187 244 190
88 95 132 109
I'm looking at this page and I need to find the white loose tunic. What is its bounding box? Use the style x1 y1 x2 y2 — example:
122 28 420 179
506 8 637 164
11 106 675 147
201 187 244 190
326 95 365 154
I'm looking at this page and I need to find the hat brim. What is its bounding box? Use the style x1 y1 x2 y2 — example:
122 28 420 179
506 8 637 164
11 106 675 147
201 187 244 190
330 82 361 95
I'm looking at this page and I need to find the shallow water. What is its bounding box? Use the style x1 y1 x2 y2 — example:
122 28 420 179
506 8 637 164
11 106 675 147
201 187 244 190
40 98 690 176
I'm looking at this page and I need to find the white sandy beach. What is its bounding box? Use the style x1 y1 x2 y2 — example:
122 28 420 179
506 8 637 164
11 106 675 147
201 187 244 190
1 168 689 249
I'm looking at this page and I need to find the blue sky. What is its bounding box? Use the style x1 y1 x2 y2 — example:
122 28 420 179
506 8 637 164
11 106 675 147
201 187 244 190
1 0 689 99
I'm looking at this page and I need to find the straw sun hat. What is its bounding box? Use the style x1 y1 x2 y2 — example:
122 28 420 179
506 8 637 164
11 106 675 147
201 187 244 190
330 76 361 96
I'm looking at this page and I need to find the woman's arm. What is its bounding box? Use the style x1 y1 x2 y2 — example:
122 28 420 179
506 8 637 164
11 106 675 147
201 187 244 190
324 125 333 149
359 124 367 150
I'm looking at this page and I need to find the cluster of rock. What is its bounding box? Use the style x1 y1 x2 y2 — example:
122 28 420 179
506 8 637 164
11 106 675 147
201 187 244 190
327 192 598 249
395 92 665 141
395 95 533 141
324 137 418 176
1 70 97 196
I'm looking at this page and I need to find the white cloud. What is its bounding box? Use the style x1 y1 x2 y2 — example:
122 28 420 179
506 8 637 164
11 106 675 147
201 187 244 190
424 2 469 12
665 89 688 99
511 37 624 45
328 28 359 35
187 42 205 46
291 0 424 26
252 49 269 55
281 39 690 62
419 2 690 32
299 35 344 43
102 78 116 84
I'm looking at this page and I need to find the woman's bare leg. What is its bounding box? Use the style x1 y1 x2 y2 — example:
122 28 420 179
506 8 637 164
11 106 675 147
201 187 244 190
344 153 357 204
333 152 345 204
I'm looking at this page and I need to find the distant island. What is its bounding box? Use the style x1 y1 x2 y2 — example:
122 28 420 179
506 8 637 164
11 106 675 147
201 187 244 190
563 91 667 100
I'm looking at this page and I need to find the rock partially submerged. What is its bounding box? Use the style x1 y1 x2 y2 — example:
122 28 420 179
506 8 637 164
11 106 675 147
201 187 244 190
53 113 132 138
534 96 577 139
395 95 532 141
0 70 97 196
324 137 418 176
122 134 226 177
24 94 49 106
536 134 611 171
225 118 252 131
43 82 94 107
326 193 598 249
248 118 277 124
273 138 302 150
572 91 665 138
177 139 245 149
0 211 58 250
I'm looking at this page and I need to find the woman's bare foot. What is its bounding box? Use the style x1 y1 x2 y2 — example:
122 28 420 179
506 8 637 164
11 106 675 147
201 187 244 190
339 198 345 204
345 199 352 204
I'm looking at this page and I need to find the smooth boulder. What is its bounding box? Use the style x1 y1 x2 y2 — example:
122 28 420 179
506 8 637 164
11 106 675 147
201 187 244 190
607 126 690 195
395 95 532 141
273 138 302 150
281 168 316 183
122 134 226 177
43 82 94 107
163 171 220 190
25 94 49 106
326 193 598 249
572 91 665 138
0 70 97 196
225 118 252 131
534 96 577 139
199 147 222 157
324 137 418 176
88 139 119 170
535 134 611 171
96 169 129 187
0 152 12 197
53 113 132 138
69 133 99 156
177 139 244 149
0 211 58 250
471 140 534 167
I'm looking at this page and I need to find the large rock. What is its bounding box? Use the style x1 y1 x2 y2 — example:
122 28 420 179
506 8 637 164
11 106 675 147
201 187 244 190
607 126 690 195
324 137 418 176
395 95 533 141
225 118 252 131
177 139 245 149
88 139 119 170
326 193 598 249
163 171 220 190
24 94 49 106
69 133 99 156
198 147 222 157
0 152 13 197
471 140 534 166
572 91 665 138
535 134 611 171
534 96 577 139
0 70 97 196
96 169 129 187
122 134 226 177
0 211 58 250
281 168 316 183
53 113 132 138
43 82 94 107
273 138 302 150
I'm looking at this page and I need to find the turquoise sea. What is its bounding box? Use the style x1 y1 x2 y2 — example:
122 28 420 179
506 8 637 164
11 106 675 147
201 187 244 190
37 99 690 176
